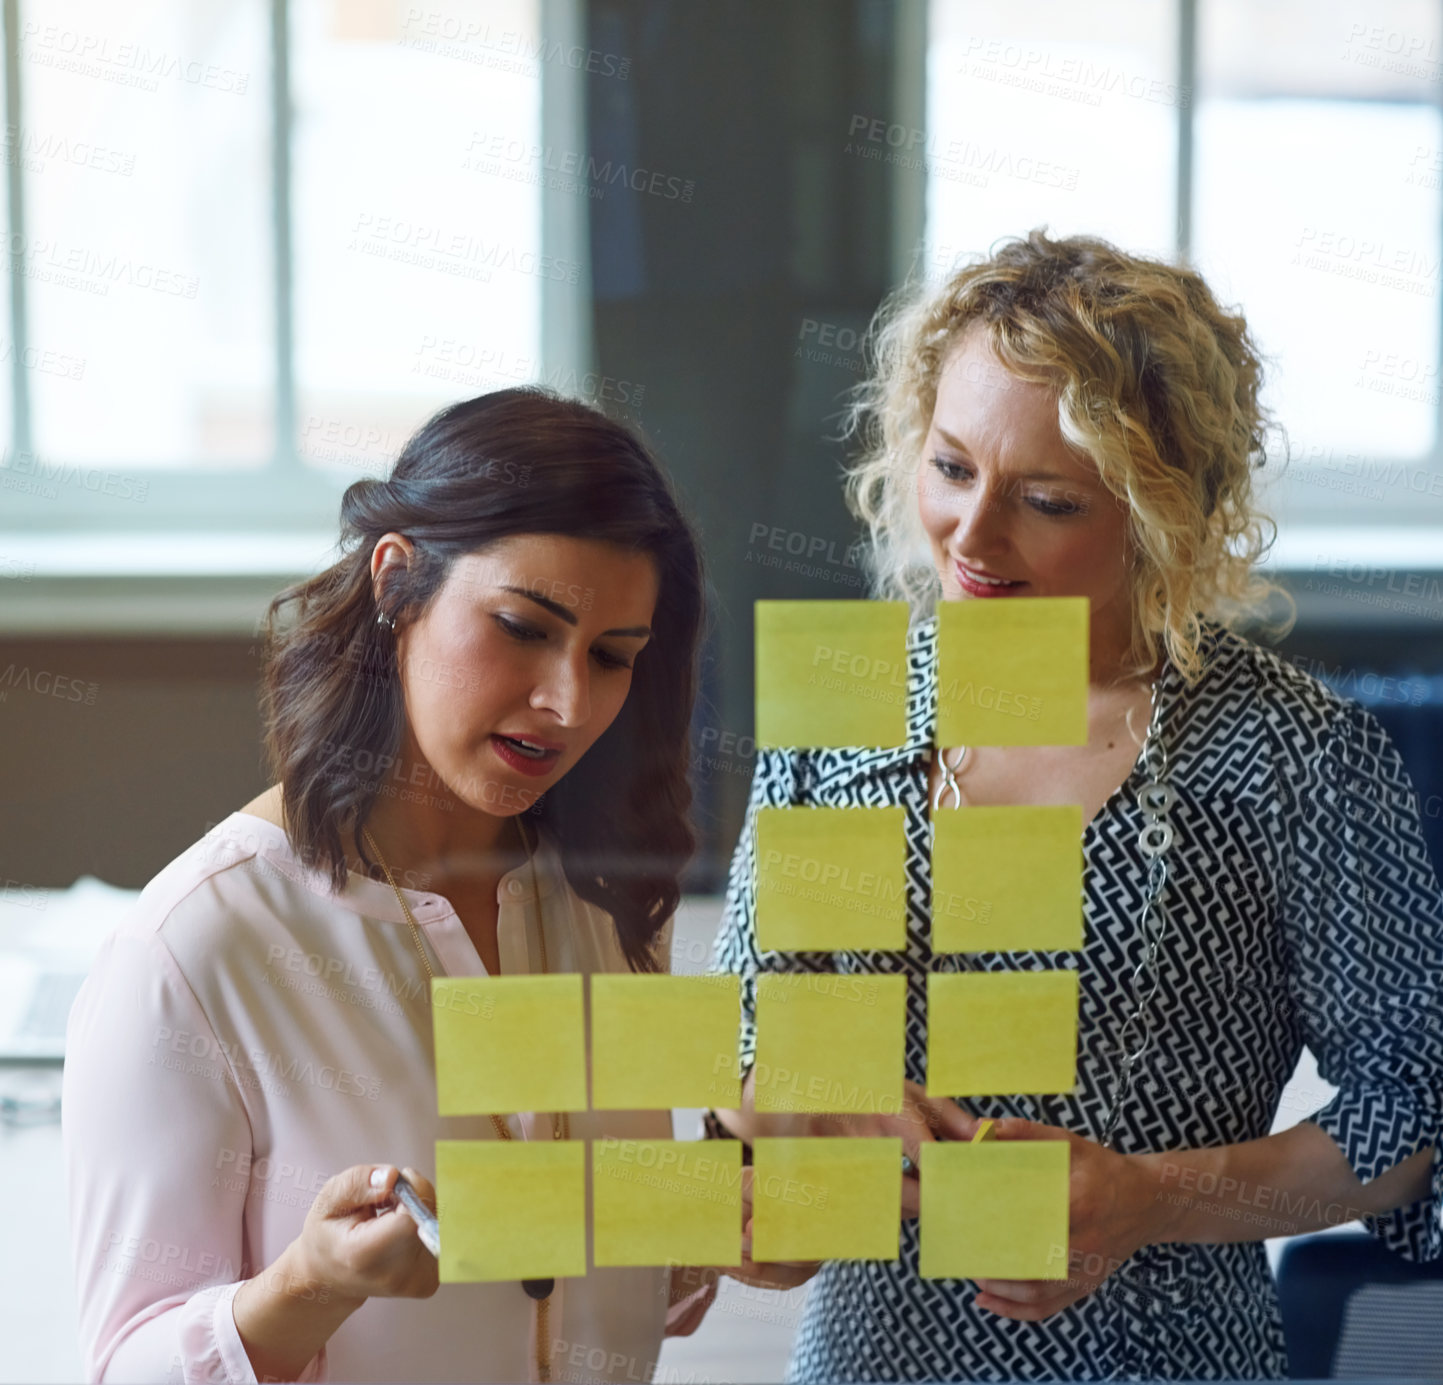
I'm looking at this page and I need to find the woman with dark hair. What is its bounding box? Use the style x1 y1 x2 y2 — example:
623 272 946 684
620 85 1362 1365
63 389 719 1383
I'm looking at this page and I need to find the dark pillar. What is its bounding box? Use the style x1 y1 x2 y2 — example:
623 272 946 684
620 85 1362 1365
586 0 920 886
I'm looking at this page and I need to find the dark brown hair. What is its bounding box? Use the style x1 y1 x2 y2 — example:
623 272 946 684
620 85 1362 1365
260 387 705 971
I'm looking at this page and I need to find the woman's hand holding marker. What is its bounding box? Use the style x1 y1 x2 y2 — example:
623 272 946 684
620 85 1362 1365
294 1163 442 1306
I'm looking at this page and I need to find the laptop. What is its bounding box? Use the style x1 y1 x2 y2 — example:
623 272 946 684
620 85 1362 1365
0 876 138 1062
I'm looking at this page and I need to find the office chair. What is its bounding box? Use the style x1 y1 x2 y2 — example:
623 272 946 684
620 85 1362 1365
1276 1231 1443 1378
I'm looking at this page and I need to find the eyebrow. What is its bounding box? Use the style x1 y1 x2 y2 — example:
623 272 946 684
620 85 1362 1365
501 586 652 638
932 426 1085 486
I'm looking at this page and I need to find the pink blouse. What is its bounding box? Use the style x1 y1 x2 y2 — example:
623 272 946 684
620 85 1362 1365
62 810 675 1383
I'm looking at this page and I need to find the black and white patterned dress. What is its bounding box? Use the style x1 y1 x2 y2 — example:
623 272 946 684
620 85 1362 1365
709 613 1443 1381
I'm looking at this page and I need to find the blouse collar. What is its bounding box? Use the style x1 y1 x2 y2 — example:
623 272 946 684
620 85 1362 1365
226 810 560 924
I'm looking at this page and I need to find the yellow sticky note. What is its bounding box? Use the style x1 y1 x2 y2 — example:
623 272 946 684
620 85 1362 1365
432 975 586 1116
919 1140 1070 1279
932 805 1084 951
752 1137 901 1261
435 1139 586 1283
593 1138 742 1267
755 973 906 1115
755 600 909 748
591 975 741 1109
927 970 1079 1096
936 597 1087 746
755 806 908 951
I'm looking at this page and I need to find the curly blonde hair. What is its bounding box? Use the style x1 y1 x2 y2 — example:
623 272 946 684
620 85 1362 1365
843 228 1292 684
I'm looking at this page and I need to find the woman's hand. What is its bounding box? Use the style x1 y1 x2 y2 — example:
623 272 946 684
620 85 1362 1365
233 1164 439 1380
289 1163 442 1307
725 1166 824 1291
727 1075 971 1219
813 1078 973 1218
953 1115 1159 1322
708 1075 974 1286
664 1265 719 1336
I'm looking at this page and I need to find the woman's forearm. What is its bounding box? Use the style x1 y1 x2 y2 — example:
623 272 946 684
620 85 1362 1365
232 1239 364 1382
719 1082 1438 1250
711 1068 824 1143
1138 1121 1435 1245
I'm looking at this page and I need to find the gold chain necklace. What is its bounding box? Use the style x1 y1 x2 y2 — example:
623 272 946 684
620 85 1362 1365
361 818 566 1383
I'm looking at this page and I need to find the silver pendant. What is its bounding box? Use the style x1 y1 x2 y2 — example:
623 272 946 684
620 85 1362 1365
932 744 969 811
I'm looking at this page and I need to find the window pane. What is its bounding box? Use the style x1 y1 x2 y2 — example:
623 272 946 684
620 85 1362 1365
1201 0 1443 101
1194 0 1442 464
18 0 273 469
292 0 544 481
925 0 1178 281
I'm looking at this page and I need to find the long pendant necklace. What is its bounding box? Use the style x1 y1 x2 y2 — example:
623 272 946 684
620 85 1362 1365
1096 675 1175 1150
927 672 1175 1151
363 817 566 1383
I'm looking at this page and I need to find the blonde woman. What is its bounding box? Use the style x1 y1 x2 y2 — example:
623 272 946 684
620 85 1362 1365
707 230 1443 1380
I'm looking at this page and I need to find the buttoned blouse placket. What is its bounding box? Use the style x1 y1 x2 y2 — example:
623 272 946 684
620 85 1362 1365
494 859 567 1384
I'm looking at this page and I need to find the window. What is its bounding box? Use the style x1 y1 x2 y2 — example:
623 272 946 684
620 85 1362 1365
1194 0 1442 520
925 0 1443 538
292 0 546 482
925 0 1179 272
0 0 580 534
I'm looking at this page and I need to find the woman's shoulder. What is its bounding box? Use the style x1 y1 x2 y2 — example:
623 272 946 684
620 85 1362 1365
1184 621 1389 780
112 808 315 970
68 810 310 1056
1197 621 1352 715
121 813 264 925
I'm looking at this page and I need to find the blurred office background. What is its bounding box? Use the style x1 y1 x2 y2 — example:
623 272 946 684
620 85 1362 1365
3 1 1443 1381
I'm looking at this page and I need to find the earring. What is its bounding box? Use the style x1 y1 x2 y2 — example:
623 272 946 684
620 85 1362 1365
376 610 394 631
